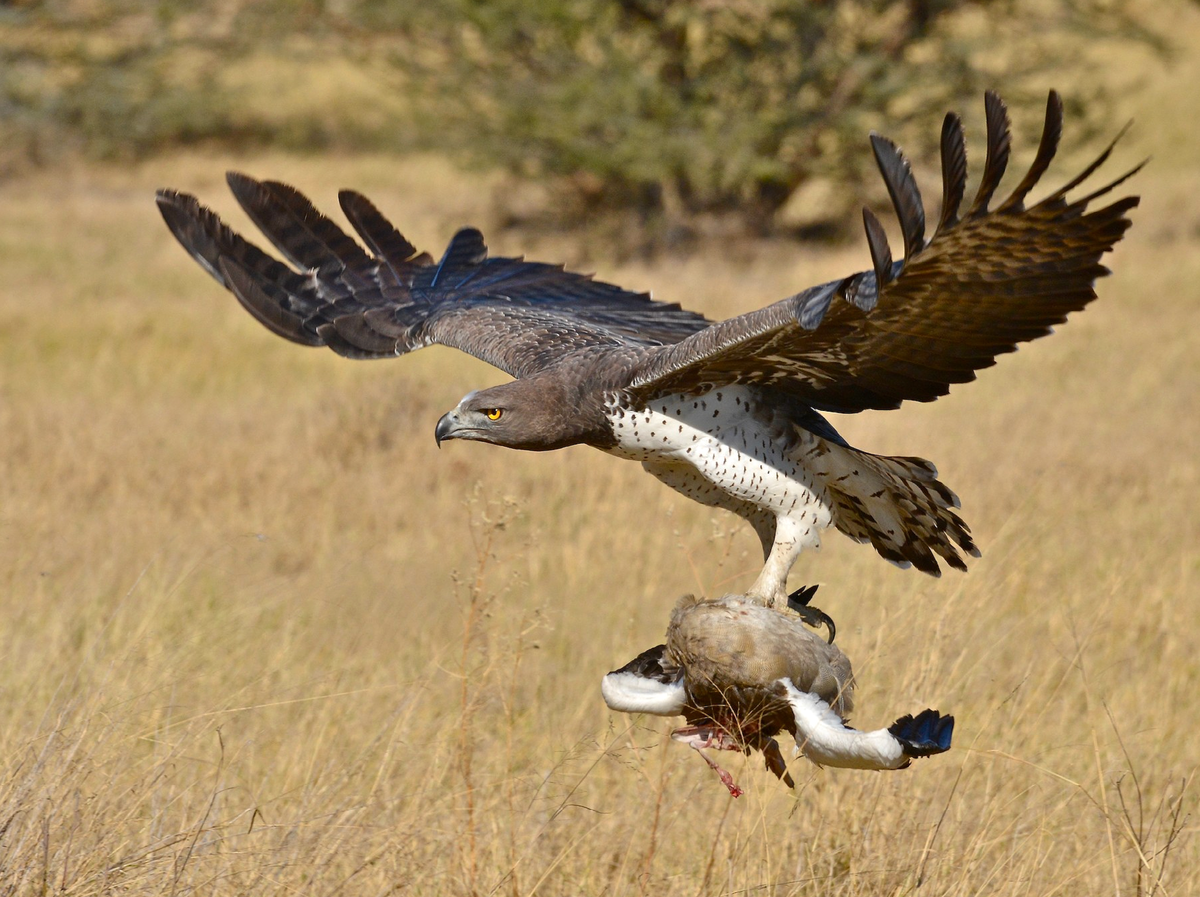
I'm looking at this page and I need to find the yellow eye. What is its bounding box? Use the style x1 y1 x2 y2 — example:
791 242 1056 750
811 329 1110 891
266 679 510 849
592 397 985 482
485 408 503 421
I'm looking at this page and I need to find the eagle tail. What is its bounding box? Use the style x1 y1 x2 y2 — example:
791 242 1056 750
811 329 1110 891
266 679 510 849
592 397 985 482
816 443 978 575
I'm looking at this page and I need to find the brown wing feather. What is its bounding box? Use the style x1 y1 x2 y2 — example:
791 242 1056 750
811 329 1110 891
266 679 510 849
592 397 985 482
157 177 712 377
626 91 1141 413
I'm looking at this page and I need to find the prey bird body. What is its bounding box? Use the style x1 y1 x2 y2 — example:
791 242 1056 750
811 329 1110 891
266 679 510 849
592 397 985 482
601 592 955 795
157 91 1138 605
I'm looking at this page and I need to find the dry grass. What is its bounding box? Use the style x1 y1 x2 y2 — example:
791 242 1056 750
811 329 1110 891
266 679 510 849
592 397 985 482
2 21 1199 896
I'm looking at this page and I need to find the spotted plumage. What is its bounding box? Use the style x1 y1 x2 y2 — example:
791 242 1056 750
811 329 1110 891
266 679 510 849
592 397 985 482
157 90 1139 605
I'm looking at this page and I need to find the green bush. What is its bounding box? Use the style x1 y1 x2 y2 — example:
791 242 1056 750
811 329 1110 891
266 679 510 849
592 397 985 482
0 0 1165 235
388 0 1161 234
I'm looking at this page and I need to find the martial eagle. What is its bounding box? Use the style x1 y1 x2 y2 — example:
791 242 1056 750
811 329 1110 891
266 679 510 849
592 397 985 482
157 91 1138 608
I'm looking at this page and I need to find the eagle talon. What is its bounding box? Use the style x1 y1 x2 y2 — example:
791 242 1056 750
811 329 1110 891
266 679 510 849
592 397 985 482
787 585 837 644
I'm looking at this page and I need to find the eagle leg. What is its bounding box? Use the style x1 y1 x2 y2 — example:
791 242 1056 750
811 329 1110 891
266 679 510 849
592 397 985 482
748 518 821 608
786 584 837 644
671 726 746 797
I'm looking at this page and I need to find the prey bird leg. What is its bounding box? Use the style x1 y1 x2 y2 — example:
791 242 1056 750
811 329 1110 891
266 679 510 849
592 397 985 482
672 726 746 797
696 749 744 798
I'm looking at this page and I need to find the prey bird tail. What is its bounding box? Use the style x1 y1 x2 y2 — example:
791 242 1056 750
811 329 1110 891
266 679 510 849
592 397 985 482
888 709 955 759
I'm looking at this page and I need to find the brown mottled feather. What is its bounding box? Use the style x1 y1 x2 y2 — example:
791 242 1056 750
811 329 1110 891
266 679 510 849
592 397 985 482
997 91 1063 213
158 91 1136 414
337 189 432 273
862 207 894 289
869 133 925 261
663 594 854 773
667 595 853 710
626 91 1140 413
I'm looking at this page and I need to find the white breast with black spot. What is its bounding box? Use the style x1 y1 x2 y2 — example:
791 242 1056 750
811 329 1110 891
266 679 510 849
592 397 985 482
603 386 831 525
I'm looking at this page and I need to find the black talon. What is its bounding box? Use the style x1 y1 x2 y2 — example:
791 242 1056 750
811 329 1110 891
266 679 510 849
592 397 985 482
786 584 837 644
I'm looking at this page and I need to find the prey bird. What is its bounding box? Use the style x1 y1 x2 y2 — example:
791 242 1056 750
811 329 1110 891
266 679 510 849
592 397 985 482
601 590 955 796
157 91 1139 607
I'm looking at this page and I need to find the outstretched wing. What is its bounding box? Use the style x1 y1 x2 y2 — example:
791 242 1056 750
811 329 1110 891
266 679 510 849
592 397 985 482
157 175 712 378
626 91 1141 413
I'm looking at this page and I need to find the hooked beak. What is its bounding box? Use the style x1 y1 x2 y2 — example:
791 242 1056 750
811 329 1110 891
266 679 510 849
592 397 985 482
434 410 458 447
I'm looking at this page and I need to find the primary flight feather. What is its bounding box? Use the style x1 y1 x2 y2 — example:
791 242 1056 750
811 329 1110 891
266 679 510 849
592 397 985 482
157 90 1139 606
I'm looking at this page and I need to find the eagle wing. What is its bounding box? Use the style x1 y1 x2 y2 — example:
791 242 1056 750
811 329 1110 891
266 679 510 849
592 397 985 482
156 175 711 379
625 91 1141 413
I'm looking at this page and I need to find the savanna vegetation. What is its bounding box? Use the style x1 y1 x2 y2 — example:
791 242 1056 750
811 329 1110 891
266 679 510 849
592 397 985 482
0 0 1170 237
0 0 1197 893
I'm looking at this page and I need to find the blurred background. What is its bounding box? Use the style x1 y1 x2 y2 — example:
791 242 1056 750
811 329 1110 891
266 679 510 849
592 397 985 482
0 0 1181 245
1 1 1198 895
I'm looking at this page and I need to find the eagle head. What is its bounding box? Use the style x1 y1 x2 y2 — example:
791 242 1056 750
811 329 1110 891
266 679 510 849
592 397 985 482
434 379 607 452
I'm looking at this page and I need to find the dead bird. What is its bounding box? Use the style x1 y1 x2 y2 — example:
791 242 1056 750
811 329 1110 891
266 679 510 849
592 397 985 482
602 590 953 796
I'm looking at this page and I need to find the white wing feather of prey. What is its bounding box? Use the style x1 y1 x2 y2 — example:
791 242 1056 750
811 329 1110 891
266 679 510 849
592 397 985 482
601 668 687 716
782 681 908 770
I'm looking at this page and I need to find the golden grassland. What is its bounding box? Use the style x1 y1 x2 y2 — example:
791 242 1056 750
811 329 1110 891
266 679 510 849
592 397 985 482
2 34 1199 897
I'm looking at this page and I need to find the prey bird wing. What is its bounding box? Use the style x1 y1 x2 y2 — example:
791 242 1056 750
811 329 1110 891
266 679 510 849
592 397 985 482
625 91 1142 413
156 173 712 378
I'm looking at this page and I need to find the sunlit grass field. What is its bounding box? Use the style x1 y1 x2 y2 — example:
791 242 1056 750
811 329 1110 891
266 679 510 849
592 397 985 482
2 31 1199 897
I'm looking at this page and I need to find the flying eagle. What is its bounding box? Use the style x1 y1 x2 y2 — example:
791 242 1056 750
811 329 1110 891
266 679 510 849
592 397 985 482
156 91 1138 607
601 589 955 796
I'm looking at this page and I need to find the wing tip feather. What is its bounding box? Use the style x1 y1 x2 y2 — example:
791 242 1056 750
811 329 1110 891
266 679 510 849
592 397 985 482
937 111 967 233
870 133 926 261
997 89 1065 212
218 257 323 347
861 207 894 288
967 91 1012 217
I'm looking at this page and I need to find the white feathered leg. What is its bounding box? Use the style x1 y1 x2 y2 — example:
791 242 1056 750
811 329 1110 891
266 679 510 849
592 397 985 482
746 516 813 606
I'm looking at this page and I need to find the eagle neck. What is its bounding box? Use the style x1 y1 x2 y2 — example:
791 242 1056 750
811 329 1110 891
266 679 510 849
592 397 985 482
511 367 617 450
